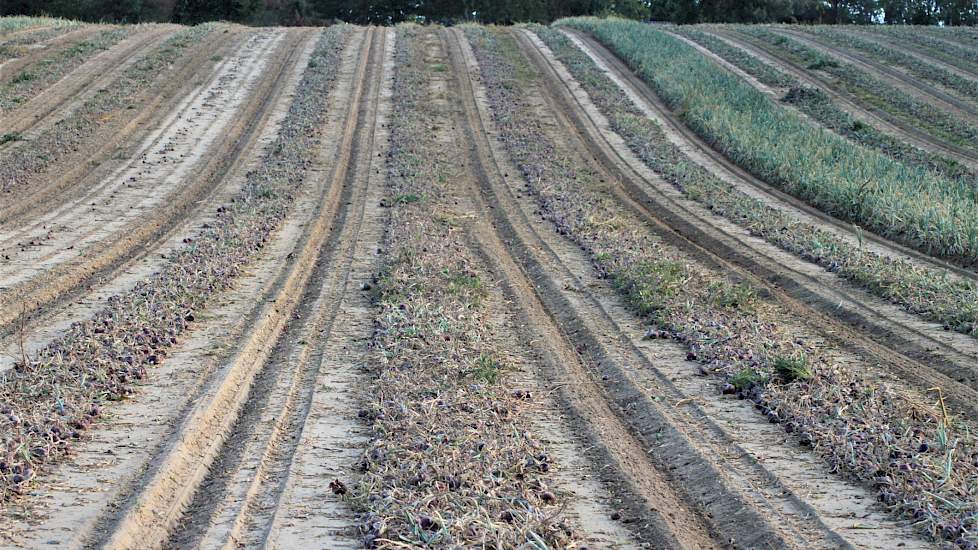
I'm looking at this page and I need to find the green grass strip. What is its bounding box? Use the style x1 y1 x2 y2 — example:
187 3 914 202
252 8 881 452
672 26 973 181
532 25 978 337
799 26 978 107
558 17 978 264
738 26 978 154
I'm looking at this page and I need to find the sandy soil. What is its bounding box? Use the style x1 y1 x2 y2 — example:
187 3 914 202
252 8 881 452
0 20 963 550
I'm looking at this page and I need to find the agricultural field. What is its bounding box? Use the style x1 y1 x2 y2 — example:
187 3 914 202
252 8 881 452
1 14 978 550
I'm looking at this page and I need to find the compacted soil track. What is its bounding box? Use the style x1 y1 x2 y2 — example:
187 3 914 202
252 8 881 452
445 28 730 549
457 26 940 548
538 29 978 426
0 25 103 84
701 27 978 170
848 28 978 83
164 26 392 549
0 26 176 140
0 24 356 549
0 24 235 220
0 19 962 550
562 28 976 280
0 29 314 371
772 28 978 123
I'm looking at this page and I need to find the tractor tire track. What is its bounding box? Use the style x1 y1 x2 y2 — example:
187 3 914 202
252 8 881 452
0 19 958 550
0 25 178 142
0 25 341 550
0 26 103 85
495 25 937 548
0 32 310 371
541 28 978 439
358 26 642 549
701 27 978 172
0 29 243 365
0 30 311 362
908 29 978 60
447 27 721 549
918 27 978 49
256 29 389 550
659 27 893 136
65 26 372 550
849 28 978 83
563 28 978 280
447 26 882 550
527 29 978 420
164 26 391 550
0 26 235 222
661 28 781 98
0 30 286 279
0 22 64 42
773 28 978 124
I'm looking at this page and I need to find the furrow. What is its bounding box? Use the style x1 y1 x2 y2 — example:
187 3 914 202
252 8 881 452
850 29 978 83
773 28 978 124
703 27 978 171
661 28 781 98
510 23 978 547
342 24 643 549
251 29 391 548
918 27 978 49
908 29 978 62
0 26 234 222
0 22 63 42
513 26 931 548
167 27 390 550
0 30 247 368
523 28 978 432
449 26 811 550
0 24 350 550
0 30 284 267
0 25 177 141
0 26 103 85
516 26 978 546
0 30 308 357
563 28 978 281
77 28 364 550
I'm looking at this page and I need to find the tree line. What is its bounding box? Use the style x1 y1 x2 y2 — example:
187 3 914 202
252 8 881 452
0 0 646 24
1 0 975 26
654 0 978 24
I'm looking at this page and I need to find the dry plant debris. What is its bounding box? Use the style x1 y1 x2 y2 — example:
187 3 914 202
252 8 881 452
0 25 350 501
353 25 580 549
469 24 978 548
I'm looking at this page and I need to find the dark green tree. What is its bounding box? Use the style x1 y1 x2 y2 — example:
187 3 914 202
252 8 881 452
938 0 976 24
907 0 939 22
648 0 698 22
173 0 262 23
598 0 651 18
1 0 145 21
